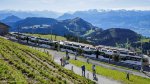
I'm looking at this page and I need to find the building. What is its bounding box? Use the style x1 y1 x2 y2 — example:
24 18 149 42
0 22 9 36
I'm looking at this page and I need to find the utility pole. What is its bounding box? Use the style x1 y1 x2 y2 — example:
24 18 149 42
51 28 52 41
55 34 57 41
77 32 79 43
17 25 20 42
140 41 143 72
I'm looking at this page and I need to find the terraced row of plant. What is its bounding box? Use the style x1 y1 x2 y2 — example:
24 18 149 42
21 46 92 83
0 59 28 84
0 37 94 84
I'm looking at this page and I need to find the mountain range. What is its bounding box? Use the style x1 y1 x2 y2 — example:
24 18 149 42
87 28 141 46
1 9 150 37
1 15 22 26
0 10 62 19
58 9 150 37
0 15 141 46
10 17 97 36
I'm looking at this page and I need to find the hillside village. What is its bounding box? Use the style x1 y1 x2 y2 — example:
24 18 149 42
21 24 51 29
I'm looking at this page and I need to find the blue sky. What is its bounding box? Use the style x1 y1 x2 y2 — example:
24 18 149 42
0 0 150 12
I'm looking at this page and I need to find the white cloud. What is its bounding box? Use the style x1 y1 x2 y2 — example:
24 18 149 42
0 0 150 12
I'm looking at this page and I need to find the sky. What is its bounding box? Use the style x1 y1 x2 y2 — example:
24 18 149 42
0 0 150 12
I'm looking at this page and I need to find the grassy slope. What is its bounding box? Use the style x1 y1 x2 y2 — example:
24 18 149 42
70 60 150 84
83 29 95 36
140 38 150 43
28 34 67 41
0 37 94 84
0 60 27 84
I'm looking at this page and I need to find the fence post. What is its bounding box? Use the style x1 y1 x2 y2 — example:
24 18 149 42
53 55 54 61
47 51 49 55
87 73 89 79
71 66 73 71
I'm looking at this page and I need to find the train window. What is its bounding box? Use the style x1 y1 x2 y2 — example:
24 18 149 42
85 47 89 49
113 51 117 53
121 57 126 61
62 46 66 49
129 52 135 56
102 50 107 52
68 44 72 46
120 51 128 55
136 58 141 61
73 44 80 47
84 51 95 55
81 46 84 48
126 56 130 60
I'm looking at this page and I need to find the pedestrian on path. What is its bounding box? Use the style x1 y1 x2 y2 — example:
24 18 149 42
60 58 63 66
75 52 78 60
92 64 97 80
126 72 130 80
81 65 85 77
66 50 68 57
66 50 70 60
87 57 89 64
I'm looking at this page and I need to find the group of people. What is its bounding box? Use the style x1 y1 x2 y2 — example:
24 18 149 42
81 64 97 80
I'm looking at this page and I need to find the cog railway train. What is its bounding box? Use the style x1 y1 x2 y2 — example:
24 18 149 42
9 32 150 67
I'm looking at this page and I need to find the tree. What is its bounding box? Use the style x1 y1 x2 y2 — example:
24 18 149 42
113 54 120 62
96 49 99 58
77 48 83 55
26 36 29 44
125 38 131 49
55 35 57 41
116 43 120 48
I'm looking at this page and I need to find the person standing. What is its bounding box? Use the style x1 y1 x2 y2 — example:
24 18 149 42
60 58 62 66
26 36 29 44
92 64 96 80
87 57 89 64
66 50 69 60
66 50 68 57
96 49 99 59
126 72 130 80
75 52 78 60
81 65 85 77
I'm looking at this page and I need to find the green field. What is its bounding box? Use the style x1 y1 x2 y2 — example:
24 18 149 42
28 34 67 41
70 60 150 84
0 37 94 84
139 38 150 43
